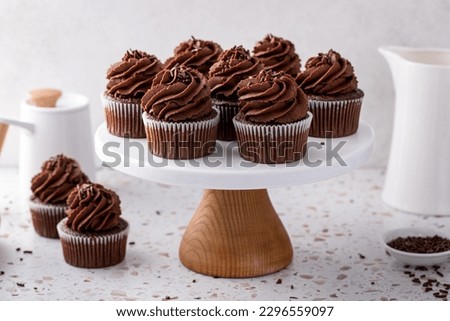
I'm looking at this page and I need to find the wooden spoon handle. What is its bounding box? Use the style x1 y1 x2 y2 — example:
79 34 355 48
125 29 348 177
0 123 9 153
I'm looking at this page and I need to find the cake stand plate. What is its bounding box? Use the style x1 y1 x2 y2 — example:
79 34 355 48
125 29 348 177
95 122 374 277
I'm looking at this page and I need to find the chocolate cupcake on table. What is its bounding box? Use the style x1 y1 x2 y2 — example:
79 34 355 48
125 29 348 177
208 46 263 141
164 37 223 77
57 183 129 268
30 154 89 238
296 49 364 138
141 65 219 159
253 34 301 78
233 70 312 164
102 49 163 138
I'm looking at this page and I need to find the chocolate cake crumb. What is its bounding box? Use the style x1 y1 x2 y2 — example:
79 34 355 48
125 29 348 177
290 285 294 289
23 250 33 254
129 241 135 245
16 282 25 287
0 271 4 276
358 253 366 259
276 279 282 284
436 271 444 277
16 248 20 252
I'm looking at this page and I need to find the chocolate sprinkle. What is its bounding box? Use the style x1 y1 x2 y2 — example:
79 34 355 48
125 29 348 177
387 235 450 254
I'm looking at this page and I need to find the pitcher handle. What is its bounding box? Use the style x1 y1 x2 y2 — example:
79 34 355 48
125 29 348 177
0 116 34 133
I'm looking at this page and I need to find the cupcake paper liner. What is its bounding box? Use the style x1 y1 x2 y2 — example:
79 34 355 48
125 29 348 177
233 112 312 164
29 198 67 239
101 93 146 138
57 218 129 268
308 97 363 138
212 99 240 141
142 109 219 159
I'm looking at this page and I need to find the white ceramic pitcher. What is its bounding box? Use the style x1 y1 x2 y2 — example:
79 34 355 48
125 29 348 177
0 92 96 200
379 46 450 215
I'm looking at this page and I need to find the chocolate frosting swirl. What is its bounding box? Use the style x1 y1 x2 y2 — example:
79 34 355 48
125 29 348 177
164 37 223 76
208 46 263 100
296 49 358 95
253 34 301 77
106 49 163 99
238 70 308 124
31 155 89 204
141 65 213 122
66 183 121 233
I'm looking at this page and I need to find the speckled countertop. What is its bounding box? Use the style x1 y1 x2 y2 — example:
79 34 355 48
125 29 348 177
0 167 449 301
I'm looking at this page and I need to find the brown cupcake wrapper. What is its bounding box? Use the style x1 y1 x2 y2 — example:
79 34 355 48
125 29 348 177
57 218 129 268
29 198 67 239
212 99 240 141
101 93 146 138
142 109 219 159
308 97 363 138
233 112 312 164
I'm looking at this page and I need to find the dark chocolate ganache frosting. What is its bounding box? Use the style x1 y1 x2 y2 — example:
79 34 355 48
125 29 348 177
141 65 213 122
66 183 121 233
238 70 308 124
253 34 301 77
164 37 223 76
106 49 163 99
295 49 358 96
31 155 89 204
208 45 263 100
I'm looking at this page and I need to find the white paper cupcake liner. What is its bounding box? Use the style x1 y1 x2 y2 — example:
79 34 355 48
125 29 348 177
29 197 67 238
212 99 240 141
57 218 129 268
308 97 363 138
233 112 312 164
101 92 146 138
142 108 220 159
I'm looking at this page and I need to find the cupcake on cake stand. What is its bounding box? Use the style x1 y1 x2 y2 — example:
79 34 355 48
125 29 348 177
95 121 374 278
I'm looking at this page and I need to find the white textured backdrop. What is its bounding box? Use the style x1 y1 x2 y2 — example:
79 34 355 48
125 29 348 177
1 0 449 166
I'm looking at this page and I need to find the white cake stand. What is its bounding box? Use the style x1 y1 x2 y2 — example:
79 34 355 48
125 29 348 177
95 122 374 278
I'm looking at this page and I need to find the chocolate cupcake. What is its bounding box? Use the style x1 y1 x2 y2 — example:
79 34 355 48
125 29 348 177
208 46 263 141
102 49 163 138
164 37 223 76
141 65 219 159
30 155 89 238
296 49 364 138
233 70 312 164
253 34 301 77
57 183 129 268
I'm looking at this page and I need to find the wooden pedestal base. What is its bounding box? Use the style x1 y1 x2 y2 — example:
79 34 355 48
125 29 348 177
179 189 293 278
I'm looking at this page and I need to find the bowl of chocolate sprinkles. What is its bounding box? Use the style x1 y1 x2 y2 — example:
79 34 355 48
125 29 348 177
382 228 450 266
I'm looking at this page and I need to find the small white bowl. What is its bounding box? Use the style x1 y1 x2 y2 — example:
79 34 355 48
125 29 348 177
382 227 450 266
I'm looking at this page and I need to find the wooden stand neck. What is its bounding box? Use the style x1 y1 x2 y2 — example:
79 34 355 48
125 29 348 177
179 189 293 278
